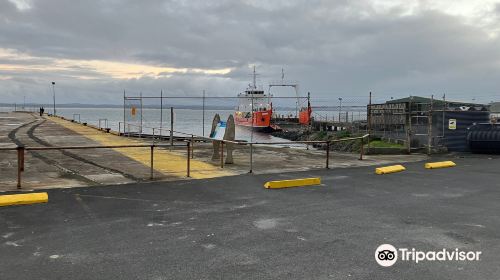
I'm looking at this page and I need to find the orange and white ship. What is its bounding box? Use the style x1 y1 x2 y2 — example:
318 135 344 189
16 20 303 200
235 67 273 130
235 67 312 131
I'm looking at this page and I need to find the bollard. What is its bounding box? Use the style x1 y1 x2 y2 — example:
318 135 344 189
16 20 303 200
359 137 364 160
220 141 224 168
326 141 330 169
150 145 154 180
187 142 191 177
17 146 25 189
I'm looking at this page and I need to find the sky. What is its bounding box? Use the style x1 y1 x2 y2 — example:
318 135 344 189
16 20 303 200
1 0 500 105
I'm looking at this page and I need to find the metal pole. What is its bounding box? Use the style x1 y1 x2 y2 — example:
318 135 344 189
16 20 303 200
52 82 56 116
202 90 205 137
17 146 25 189
170 107 174 146
150 145 154 180
140 92 143 137
428 95 434 155
191 135 194 159
295 86 299 119
407 97 412 154
160 90 163 134
250 93 254 173
307 92 310 150
442 93 446 137
220 141 224 168
367 92 372 153
359 137 364 160
152 128 155 145
249 143 253 173
338 98 342 123
187 142 191 177
326 141 330 169
123 90 126 135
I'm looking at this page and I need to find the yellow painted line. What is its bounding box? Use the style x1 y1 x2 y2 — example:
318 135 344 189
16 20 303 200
0 192 48 207
48 117 234 179
264 177 321 189
375 164 406 175
425 161 456 169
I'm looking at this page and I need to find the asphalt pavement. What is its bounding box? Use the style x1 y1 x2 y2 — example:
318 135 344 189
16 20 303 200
1 154 499 279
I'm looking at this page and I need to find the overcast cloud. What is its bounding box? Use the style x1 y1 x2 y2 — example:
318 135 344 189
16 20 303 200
1 0 499 105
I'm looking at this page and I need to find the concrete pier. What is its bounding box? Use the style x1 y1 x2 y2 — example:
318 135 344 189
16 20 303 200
0 112 426 191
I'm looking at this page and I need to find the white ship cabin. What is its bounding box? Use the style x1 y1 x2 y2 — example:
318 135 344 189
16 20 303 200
237 90 271 113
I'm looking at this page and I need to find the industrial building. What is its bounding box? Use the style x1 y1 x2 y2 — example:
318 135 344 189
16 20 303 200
368 96 491 152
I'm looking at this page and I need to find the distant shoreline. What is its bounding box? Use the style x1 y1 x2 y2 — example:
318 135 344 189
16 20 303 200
0 103 316 111
0 103 235 110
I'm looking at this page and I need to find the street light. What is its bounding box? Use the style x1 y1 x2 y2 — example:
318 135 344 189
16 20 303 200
338 97 343 123
51 82 56 116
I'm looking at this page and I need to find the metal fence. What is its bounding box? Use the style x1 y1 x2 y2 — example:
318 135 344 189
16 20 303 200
1 133 369 189
367 94 491 153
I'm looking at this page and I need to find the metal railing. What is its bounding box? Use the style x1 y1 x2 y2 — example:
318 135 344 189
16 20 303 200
1 131 369 189
98 119 109 130
72 114 81 123
0 143 191 189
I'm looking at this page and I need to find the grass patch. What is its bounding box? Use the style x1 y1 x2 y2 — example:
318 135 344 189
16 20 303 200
369 140 404 148
337 130 351 139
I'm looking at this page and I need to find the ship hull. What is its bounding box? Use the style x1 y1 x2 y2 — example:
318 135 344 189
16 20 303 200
235 110 272 129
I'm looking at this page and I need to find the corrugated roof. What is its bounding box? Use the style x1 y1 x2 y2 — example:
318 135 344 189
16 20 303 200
386 96 485 107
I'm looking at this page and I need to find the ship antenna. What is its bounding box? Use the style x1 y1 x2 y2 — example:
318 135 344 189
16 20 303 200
253 65 257 89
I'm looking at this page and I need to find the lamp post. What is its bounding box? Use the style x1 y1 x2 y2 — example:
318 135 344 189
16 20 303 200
338 97 343 123
51 82 56 116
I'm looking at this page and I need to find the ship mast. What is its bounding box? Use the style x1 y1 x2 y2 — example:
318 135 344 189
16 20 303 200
252 65 257 89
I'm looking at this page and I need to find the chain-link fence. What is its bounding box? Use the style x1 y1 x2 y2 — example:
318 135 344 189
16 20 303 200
124 94 143 135
367 94 491 153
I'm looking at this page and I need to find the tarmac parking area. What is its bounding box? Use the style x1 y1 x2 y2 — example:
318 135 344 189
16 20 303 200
1 155 499 279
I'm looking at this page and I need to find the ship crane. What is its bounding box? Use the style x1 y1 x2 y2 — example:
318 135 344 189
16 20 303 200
268 68 300 118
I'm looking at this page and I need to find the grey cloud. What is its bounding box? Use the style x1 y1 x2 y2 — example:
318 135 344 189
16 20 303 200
1 0 500 105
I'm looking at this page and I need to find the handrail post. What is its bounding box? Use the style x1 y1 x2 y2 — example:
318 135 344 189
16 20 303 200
220 141 224 168
191 135 194 159
170 107 174 146
150 145 154 180
17 145 25 189
326 141 330 169
249 143 253 173
187 142 191 177
152 128 155 145
359 137 364 160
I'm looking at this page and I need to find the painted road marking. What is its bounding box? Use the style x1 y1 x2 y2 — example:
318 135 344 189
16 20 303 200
49 117 234 179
